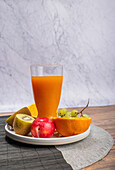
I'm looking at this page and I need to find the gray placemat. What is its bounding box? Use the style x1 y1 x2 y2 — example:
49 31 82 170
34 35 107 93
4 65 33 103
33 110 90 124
56 124 114 170
0 116 72 170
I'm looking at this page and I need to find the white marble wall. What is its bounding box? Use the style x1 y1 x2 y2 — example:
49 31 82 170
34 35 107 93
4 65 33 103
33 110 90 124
0 0 115 112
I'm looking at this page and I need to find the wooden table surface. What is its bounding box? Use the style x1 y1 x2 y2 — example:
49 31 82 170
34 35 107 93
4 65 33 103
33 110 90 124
1 105 115 170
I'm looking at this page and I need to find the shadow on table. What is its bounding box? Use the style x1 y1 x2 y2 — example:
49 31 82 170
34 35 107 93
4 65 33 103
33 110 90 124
5 136 53 149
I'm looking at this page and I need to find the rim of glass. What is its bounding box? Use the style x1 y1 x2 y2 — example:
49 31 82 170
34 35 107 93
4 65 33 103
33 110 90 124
30 64 63 76
30 64 63 68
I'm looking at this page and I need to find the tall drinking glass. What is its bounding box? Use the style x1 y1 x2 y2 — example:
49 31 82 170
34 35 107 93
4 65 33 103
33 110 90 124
30 64 63 119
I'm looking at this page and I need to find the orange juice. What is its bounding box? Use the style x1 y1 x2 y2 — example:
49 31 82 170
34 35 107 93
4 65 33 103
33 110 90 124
31 76 63 118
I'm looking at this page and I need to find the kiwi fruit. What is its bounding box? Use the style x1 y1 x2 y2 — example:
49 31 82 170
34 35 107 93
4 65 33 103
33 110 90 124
6 107 31 127
13 114 35 135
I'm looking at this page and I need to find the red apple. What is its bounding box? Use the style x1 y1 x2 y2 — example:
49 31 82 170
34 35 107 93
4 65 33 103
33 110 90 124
31 117 55 138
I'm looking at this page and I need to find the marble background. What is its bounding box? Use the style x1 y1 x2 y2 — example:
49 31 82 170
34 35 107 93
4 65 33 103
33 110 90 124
0 0 115 112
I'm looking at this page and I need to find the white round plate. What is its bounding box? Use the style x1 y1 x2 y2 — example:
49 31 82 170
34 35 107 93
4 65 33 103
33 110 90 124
5 124 91 145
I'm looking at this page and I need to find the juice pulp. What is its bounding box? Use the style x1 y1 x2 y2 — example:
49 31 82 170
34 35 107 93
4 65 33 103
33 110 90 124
31 76 63 118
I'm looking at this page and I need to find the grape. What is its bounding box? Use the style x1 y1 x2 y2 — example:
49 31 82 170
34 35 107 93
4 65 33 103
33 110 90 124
62 108 67 114
81 114 89 118
71 110 79 117
58 110 63 117
64 112 71 118
58 108 67 117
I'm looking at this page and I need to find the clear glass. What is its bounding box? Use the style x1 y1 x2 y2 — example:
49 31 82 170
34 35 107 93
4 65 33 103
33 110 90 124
30 64 63 119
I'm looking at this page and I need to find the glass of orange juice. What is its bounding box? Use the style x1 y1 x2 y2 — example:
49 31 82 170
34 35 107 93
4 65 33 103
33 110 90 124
30 64 63 119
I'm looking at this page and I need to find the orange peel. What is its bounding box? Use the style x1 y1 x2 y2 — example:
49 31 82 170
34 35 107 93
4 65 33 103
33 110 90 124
53 117 92 137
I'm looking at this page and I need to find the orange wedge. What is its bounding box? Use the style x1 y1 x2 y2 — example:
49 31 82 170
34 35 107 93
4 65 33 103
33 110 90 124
53 117 92 137
28 104 38 118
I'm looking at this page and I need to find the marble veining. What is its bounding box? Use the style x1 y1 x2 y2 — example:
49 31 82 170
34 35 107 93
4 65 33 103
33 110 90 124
0 0 115 112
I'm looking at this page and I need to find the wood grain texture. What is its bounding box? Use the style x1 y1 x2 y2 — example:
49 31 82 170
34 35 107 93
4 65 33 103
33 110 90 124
0 105 115 170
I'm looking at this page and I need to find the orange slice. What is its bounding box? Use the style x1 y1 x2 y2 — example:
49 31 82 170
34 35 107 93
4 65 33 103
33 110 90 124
53 117 92 137
28 104 38 118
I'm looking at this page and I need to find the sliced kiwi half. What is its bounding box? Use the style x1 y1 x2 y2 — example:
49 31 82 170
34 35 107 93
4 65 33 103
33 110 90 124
6 107 31 127
13 114 35 135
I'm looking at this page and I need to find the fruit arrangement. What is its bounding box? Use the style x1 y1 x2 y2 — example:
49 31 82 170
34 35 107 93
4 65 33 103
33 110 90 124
6 100 91 138
53 100 91 136
6 106 55 138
